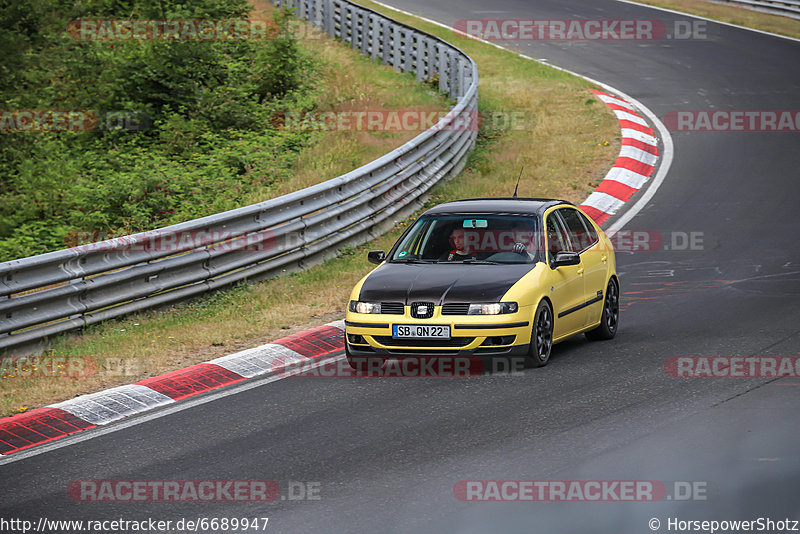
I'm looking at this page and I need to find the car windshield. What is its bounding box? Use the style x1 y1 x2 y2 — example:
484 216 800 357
389 214 540 264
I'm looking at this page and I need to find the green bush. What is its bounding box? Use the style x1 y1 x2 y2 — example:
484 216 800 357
0 0 317 262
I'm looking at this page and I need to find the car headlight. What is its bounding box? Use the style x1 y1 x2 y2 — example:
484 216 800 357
348 300 381 314
467 302 518 315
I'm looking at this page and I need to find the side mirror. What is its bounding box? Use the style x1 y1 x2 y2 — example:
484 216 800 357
551 251 580 268
367 250 386 264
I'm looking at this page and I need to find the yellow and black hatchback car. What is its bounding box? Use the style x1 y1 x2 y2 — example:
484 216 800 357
345 198 618 369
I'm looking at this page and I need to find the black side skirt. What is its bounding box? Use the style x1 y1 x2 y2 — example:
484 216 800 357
558 291 603 319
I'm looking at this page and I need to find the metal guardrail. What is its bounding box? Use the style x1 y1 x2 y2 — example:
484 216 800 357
722 0 800 18
0 0 478 355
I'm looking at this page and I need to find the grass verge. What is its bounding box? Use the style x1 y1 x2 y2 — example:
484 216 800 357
246 1 451 200
0 0 621 416
633 0 800 39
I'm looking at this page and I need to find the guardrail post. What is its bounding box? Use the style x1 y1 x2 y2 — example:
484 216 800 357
438 45 449 95
391 27 403 71
369 14 380 60
449 52 460 99
415 37 426 82
360 10 371 56
404 29 415 74
352 6 361 49
382 19 392 64
460 60 471 99
332 0 341 39
323 0 334 33
311 0 323 28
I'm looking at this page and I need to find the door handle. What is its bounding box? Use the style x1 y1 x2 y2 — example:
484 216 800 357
576 266 584 275
601 254 607 263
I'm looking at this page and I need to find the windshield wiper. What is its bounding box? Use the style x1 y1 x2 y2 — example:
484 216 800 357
392 258 436 264
448 259 500 265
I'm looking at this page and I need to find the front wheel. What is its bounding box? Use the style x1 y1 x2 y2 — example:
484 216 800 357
525 300 553 368
586 278 619 341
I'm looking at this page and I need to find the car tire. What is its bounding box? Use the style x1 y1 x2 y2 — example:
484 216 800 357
525 300 553 368
585 278 619 341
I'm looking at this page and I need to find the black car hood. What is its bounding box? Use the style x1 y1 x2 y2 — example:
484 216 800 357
359 262 535 304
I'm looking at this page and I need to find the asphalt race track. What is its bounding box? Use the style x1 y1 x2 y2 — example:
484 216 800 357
2 1 799 532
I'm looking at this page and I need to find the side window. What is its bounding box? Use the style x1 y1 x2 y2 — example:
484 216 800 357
576 210 599 248
546 213 570 260
558 208 598 253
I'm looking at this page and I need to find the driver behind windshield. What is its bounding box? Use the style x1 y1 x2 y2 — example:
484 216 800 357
441 228 477 261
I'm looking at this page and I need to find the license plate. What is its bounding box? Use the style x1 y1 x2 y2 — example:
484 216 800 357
392 324 451 339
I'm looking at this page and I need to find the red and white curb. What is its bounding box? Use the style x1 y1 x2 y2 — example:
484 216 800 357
579 89 660 226
0 321 345 455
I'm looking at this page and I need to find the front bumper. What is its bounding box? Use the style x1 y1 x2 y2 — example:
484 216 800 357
344 338 532 358
344 310 532 358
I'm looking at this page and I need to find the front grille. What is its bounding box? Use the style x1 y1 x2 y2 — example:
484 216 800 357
442 303 470 315
410 301 435 319
373 336 475 348
380 302 404 315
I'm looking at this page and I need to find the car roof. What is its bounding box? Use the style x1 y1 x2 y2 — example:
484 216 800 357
422 198 573 216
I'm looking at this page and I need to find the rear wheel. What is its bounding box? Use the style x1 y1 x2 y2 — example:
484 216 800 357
586 278 619 341
525 300 553 368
